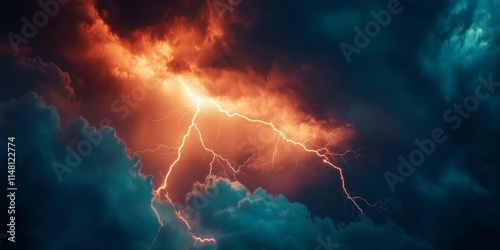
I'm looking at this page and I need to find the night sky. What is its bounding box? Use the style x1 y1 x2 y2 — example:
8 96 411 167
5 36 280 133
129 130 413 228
1 0 499 249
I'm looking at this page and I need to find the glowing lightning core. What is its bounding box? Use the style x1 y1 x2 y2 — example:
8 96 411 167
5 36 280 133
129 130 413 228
150 77 379 246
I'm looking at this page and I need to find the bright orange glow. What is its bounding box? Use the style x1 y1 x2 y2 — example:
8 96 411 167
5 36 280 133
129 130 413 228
45 2 383 247
148 77 384 245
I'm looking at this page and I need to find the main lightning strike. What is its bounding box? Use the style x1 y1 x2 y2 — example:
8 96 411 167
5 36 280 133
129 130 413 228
149 76 380 247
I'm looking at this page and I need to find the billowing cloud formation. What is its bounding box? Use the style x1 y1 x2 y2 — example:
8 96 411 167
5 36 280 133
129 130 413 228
420 0 500 101
0 92 170 249
0 53 78 119
0 93 430 249
1 0 500 249
94 0 210 40
185 177 431 250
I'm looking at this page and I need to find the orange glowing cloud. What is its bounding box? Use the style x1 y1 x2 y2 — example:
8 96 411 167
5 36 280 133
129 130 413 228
2 0 368 217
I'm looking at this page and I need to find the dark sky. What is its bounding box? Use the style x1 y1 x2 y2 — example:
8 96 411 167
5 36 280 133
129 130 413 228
1 0 499 249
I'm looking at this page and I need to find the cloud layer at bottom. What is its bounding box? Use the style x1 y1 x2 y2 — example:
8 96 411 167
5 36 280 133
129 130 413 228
0 92 431 250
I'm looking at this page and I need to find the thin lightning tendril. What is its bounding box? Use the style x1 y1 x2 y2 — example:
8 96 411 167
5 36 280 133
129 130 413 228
148 77 382 247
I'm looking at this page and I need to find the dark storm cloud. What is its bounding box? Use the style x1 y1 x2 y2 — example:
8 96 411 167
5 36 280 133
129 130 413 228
0 0 122 110
0 0 127 102
94 0 210 40
0 92 193 250
185 176 431 250
0 53 75 102
191 0 500 248
0 0 95 55
1 0 499 249
351 0 500 248
0 52 79 123
0 93 432 250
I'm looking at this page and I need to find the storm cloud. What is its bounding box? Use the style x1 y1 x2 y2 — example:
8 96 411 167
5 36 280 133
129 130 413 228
1 0 500 249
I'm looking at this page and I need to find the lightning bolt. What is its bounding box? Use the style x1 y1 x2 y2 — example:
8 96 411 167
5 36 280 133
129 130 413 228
146 77 383 247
